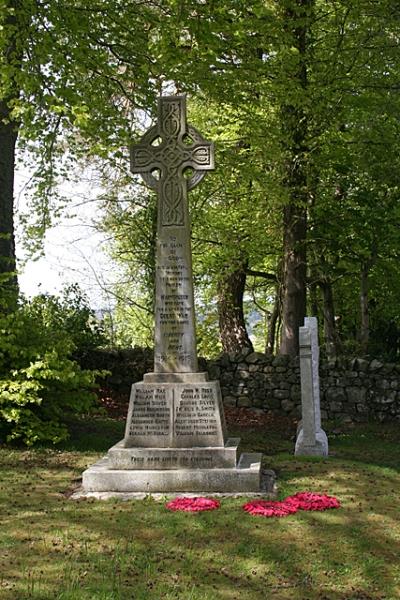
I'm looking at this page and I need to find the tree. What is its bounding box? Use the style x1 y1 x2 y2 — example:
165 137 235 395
97 0 400 357
306 0 400 355
0 0 158 303
0 0 21 306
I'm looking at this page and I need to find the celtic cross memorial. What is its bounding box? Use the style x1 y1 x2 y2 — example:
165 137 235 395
80 96 262 495
131 95 214 375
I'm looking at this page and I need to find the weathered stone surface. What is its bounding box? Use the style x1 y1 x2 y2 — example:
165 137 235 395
281 399 294 412
246 352 267 364
208 365 220 380
273 389 290 399
291 385 301 402
370 359 383 371
80 96 263 496
357 358 370 371
279 381 291 390
83 452 262 493
295 318 328 457
272 355 290 367
252 397 264 408
99 346 400 425
210 351 400 423
325 388 346 403
238 370 250 379
375 393 396 404
237 396 252 407
329 401 343 412
264 398 281 410
224 395 237 406
109 438 240 470
376 379 390 390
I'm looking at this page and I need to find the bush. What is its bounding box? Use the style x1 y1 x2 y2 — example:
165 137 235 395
0 289 107 445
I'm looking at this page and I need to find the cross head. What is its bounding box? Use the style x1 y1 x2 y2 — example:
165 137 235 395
130 95 214 227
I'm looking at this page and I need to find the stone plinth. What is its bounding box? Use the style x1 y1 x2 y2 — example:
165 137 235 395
82 452 262 494
108 438 240 470
81 374 263 494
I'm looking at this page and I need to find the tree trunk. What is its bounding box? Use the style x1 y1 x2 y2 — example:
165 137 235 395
0 103 19 309
217 262 253 354
280 204 307 355
266 286 281 355
0 1 21 308
309 278 319 319
360 263 370 355
319 279 341 358
279 0 313 356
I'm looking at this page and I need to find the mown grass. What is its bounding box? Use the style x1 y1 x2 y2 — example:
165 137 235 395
0 417 399 600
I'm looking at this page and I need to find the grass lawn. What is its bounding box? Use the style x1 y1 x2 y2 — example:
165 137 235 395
0 414 399 600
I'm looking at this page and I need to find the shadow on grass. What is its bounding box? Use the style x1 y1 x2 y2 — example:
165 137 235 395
57 416 125 453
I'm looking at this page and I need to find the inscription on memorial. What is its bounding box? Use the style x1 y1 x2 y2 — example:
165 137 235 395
175 387 218 436
124 383 225 448
127 387 171 445
174 384 223 447
154 234 195 371
128 453 215 469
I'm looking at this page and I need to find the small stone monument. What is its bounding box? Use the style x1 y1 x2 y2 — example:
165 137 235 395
295 317 329 457
81 95 262 494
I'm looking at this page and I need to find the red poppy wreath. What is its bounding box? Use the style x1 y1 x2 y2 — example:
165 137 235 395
243 492 340 517
285 492 341 511
165 497 220 512
242 499 298 518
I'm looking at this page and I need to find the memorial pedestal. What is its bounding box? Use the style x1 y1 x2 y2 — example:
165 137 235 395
82 451 262 494
81 374 263 495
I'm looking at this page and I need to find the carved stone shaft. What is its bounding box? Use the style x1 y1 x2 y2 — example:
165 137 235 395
130 96 214 374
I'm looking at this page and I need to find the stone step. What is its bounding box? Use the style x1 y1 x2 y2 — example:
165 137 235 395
82 452 262 494
108 437 241 470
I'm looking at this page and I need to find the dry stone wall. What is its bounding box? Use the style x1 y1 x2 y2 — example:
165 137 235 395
206 349 400 422
82 347 400 422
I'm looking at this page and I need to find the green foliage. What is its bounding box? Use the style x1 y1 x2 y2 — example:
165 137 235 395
97 185 156 347
0 288 107 445
196 294 222 359
0 0 162 256
2 0 398 356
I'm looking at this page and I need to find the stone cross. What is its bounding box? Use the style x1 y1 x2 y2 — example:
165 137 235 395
295 317 328 456
131 95 214 375
80 95 263 495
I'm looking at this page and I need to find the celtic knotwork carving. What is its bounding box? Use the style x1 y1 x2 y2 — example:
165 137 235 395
161 100 181 138
130 96 214 226
162 178 184 226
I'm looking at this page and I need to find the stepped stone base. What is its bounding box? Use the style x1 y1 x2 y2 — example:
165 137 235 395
108 438 240 470
81 452 262 494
